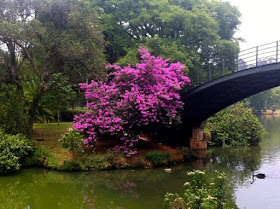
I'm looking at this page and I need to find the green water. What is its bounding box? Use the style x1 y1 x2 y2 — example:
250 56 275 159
0 166 195 209
1 116 280 209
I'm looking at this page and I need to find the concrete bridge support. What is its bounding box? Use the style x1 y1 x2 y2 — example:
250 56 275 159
190 125 209 150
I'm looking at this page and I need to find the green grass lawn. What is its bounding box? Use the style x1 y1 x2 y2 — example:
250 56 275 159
31 122 184 167
33 122 72 130
32 122 73 162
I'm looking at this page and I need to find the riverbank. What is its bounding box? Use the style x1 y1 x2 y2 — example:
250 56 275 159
28 123 194 171
260 109 280 115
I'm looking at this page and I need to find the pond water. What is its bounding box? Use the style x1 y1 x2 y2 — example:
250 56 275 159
0 116 280 209
235 116 280 209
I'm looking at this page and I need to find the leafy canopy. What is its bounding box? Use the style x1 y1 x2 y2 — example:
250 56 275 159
0 0 105 134
206 103 266 147
90 0 241 84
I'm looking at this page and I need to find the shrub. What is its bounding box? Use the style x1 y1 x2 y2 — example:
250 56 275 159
113 156 129 169
73 47 190 156
80 151 116 170
164 170 230 209
145 151 171 166
0 131 32 174
58 160 86 171
206 103 266 147
180 147 195 161
59 128 84 153
0 86 29 135
23 147 59 169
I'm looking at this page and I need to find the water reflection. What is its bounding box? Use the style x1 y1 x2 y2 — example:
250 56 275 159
0 148 257 209
1 116 280 209
0 167 191 209
234 116 280 209
207 146 262 185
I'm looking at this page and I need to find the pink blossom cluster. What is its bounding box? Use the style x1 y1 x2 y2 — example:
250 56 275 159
73 47 190 156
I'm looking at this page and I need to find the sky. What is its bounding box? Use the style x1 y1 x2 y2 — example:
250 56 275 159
227 0 280 51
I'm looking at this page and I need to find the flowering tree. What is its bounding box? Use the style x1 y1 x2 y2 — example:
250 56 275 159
73 47 190 156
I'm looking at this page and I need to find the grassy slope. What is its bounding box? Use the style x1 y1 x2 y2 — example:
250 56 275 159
31 122 185 169
32 122 73 163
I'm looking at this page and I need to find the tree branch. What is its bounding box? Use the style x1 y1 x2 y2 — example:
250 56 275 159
13 39 41 79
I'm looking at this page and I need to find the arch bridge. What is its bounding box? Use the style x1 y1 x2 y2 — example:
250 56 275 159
181 41 280 149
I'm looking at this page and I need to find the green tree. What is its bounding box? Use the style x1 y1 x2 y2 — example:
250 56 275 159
41 75 76 125
206 103 266 147
90 0 241 84
248 87 280 114
0 0 105 134
0 84 22 134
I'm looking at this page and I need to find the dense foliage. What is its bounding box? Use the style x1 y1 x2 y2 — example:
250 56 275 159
23 147 59 169
145 152 171 166
73 48 190 156
164 170 230 209
0 85 22 134
59 128 84 153
0 0 105 134
0 131 31 174
247 87 280 114
206 103 266 147
91 0 241 84
39 76 76 124
0 0 242 135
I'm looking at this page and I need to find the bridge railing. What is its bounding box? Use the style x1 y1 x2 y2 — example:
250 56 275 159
237 41 280 71
194 41 280 86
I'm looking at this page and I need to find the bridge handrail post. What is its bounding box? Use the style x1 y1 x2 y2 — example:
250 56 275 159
222 59 225 76
208 64 211 81
256 46 258 67
236 53 239 71
276 41 279 63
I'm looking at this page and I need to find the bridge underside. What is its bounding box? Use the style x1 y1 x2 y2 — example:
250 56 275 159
182 62 280 128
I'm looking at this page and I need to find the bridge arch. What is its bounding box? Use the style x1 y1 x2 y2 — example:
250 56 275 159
182 41 280 127
182 62 280 127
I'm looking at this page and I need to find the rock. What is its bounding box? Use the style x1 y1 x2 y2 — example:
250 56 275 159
164 168 172 173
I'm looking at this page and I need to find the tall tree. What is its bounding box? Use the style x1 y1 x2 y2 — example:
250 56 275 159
0 0 105 134
90 0 241 84
41 75 76 125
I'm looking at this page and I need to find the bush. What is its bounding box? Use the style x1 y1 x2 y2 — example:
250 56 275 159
0 85 29 135
58 160 86 171
73 48 190 156
164 170 230 209
59 128 84 153
23 147 59 169
206 103 266 147
145 152 171 166
80 151 116 170
180 147 195 161
0 131 32 174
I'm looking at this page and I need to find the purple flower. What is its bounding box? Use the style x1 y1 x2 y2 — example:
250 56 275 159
73 47 191 156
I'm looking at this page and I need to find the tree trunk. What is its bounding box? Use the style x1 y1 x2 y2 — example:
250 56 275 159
15 82 27 134
57 109 60 125
27 84 46 135
6 42 27 134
